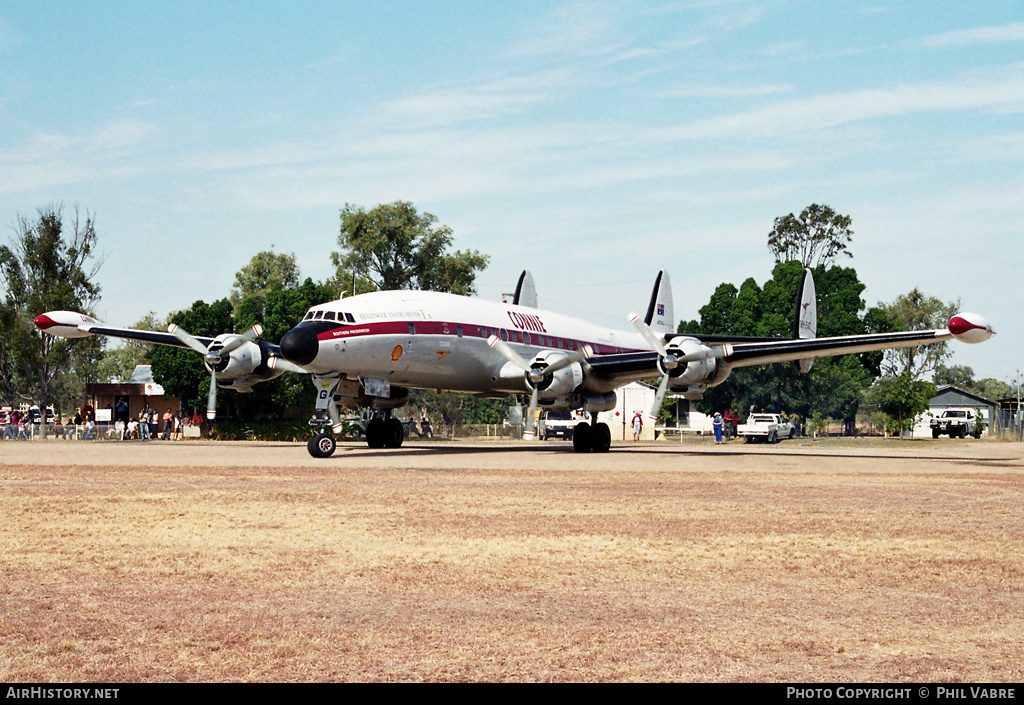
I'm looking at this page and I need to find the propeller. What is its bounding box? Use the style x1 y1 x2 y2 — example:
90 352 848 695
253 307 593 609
629 312 729 423
168 323 263 421
488 335 591 440
629 312 678 424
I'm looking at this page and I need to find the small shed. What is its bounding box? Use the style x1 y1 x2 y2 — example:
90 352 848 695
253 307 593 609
84 365 181 423
594 381 659 440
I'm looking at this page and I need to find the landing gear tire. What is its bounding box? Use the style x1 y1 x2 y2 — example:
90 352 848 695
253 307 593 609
366 418 386 448
592 422 611 453
365 417 404 449
573 422 593 453
384 418 404 448
308 432 337 458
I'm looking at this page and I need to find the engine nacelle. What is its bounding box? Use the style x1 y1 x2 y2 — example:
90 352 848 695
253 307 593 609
664 337 719 386
582 392 617 413
530 351 584 400
207 337 262 378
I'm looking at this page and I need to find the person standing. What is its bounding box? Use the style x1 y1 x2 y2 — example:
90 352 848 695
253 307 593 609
138 408 151 440
632 412 643 441
713 412 724 444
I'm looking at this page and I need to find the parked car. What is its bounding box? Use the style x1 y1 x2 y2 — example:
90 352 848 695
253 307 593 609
737 413 796 444
930 409 983 438
540 411 577 440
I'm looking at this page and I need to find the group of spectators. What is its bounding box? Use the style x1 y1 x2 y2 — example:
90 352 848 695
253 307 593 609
408 417 433 438
0 409 32 440
1 402 205 441
107 403 204 441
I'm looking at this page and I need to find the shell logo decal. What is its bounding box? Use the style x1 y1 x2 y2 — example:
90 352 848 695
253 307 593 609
436 350 451 360
391 345 404 361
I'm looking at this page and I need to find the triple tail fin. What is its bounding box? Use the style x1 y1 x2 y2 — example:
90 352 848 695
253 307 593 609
644 271 675 337
792 268 817 373
513 270 538 308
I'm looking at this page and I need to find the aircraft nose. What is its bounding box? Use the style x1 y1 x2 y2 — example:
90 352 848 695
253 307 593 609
279 325 319 365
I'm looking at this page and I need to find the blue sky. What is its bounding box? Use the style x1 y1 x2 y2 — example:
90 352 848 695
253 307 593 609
2 1 1021 384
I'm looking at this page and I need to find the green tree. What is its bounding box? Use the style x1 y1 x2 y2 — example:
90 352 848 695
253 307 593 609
878 289 959 380
230 250 301 316
767 204 853 269
0 205 103 422
865 373 936 437
680 260 883 431
333 201 489 295
933 364 975 389
974 378 1013 401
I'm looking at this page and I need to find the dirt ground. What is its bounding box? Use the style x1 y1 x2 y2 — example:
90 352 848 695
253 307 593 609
1 436 1022 682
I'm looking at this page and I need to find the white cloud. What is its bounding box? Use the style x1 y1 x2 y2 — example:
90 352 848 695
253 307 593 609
648 66 1024 141
376 71 573 128
921 22 1024 48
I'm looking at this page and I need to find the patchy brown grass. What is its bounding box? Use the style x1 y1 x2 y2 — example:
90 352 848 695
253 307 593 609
1 438 1022 682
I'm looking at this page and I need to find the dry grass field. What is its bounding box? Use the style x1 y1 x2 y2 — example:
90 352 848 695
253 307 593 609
1 436 1022 682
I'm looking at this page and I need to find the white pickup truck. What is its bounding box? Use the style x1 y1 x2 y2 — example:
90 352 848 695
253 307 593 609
930 410 983 439
737 413 796 444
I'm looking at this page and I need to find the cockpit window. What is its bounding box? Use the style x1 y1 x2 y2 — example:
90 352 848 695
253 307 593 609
323 311 336 321
345 313 355 323
313 311 324 320
303 311 314 321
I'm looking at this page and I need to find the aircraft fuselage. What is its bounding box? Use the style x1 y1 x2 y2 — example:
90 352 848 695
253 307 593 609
279 289 648 397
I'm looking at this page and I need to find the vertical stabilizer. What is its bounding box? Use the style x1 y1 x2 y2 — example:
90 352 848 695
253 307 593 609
513 270 538 308
644 271 675 336
792 268 817 373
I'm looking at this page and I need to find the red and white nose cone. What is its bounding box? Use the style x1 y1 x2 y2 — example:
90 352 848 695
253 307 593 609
948 313 994 344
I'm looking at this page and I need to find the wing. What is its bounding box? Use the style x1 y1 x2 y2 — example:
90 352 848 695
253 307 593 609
584 313 994 393
34 311 215 349
84 323 217 350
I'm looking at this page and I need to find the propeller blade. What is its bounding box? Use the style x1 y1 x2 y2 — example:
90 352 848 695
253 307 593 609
268 356 307 374
488 335 531 371
218 324 264 356
541 345 591 374
488 334 590 441
629 312 668 357
647 373 670 425
523 387 539 440
168 324 209 355
206 370 218 421
169 323 265 423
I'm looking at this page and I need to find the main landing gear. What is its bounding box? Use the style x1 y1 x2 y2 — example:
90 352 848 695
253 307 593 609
571 417 611 453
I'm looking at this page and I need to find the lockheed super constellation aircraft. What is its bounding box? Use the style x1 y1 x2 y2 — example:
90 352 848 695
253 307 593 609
35 269 994 457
